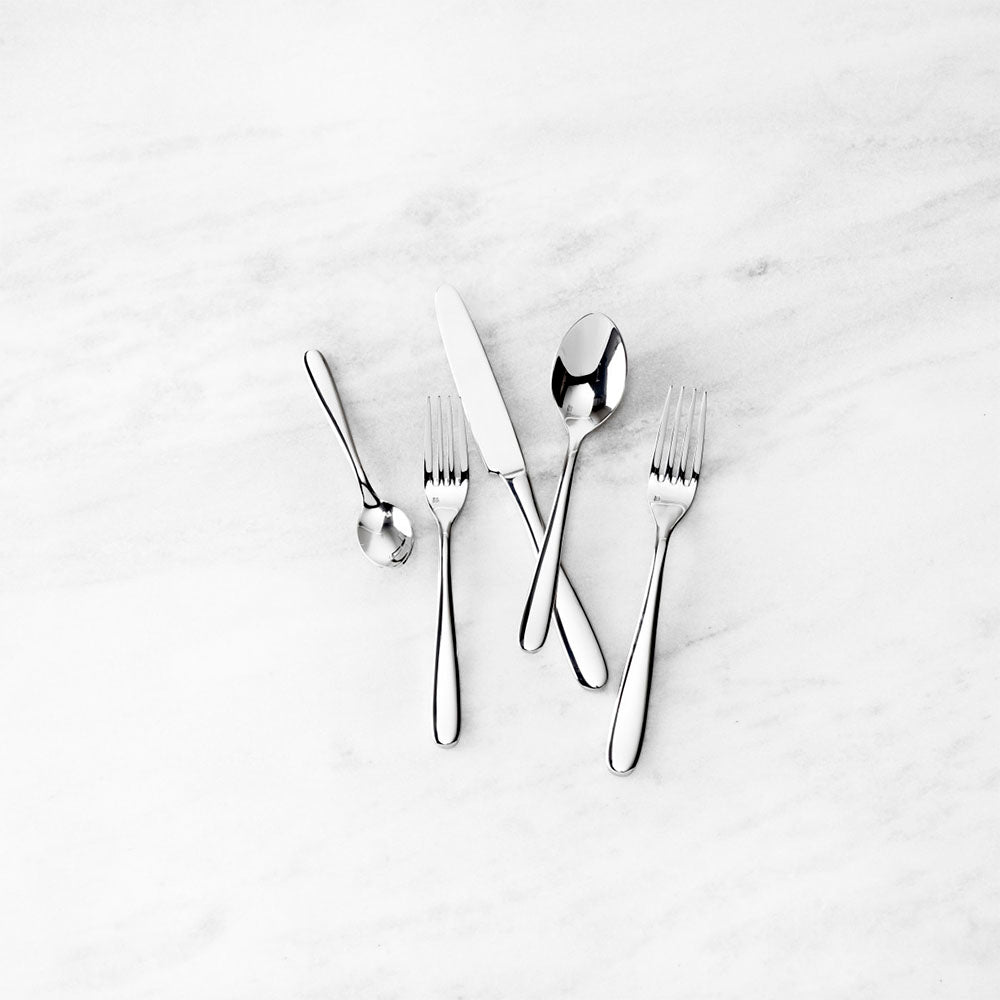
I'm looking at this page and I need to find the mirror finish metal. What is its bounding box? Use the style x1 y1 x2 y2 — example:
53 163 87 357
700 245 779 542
424 395 469 746
551 314 627 438
435 285 607 689
502 471 607 689
607 386 707 775
519 315 627 652
434 285 525 477
304 349 414 568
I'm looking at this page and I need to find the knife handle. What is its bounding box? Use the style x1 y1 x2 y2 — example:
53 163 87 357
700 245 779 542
505 471 607 689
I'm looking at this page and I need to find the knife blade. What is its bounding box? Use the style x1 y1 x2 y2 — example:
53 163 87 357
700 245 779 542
433 285 527 478
434 285 607 689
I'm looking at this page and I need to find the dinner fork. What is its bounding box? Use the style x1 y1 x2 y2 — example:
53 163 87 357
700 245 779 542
607 386 707 775
424 396 469 747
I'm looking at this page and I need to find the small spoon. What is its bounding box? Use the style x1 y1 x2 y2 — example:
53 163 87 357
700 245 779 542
519 315 627 650
304 349 414 567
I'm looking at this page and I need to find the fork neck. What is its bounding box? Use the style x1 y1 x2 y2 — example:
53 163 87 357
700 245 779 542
651 503 686 536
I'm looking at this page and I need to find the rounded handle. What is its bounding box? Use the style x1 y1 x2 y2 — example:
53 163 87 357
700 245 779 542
434 529 460 746
519 444 579 651
608 531 670 774
505 471 607 687
304 350 379 507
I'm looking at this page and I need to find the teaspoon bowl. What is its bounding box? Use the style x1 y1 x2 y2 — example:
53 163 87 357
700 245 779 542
357 502 414 567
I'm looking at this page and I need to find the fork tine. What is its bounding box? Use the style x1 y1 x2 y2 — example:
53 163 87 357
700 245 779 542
436 395 445 485
443 395 454 483
690 389 707 480
665 385 685 480
651 386 673 475
424 396 434 483
455 397 469 479
431 395 439 485
450 396 458 483
678 387 697 482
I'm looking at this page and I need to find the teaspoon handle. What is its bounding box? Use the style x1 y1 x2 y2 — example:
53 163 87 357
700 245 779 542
519 444 579 652
433 526 460 746
607 528 670 774
304 350 379 508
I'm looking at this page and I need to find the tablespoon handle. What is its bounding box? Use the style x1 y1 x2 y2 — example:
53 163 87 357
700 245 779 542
506 471 607 688
304 350 379 508
608 528 670 774
433 526 460 746
520 443 579 651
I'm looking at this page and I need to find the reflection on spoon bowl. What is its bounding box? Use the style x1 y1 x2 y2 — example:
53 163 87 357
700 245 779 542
551 315 627 430
357 502 414 568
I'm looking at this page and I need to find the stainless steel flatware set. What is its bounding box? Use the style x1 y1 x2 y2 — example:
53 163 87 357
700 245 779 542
435 285 608 691
304 288 708 773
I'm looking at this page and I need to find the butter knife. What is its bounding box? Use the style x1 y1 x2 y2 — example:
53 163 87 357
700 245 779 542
434 285 608 689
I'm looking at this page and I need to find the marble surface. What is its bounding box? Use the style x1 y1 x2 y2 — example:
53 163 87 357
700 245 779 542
2 1 998 997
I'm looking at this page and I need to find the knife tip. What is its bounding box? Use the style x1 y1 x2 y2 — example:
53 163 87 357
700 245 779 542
435 283 459 305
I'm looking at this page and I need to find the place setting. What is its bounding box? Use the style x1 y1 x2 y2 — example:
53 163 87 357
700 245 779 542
304 287 707 774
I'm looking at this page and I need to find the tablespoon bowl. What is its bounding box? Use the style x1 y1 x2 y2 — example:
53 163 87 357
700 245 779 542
519 314 626 651
551 313 627 441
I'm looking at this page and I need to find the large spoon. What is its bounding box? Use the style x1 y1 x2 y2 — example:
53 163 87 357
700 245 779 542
519 315 627 651
304 349 414 567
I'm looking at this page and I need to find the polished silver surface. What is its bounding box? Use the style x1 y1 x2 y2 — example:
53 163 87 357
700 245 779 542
304 349 414 568
434 285 607 689
608 386 707 775
519 314 627 652
424 395 469 747
434 286 525 478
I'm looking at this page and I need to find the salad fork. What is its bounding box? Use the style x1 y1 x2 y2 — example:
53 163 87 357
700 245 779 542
607 386 707 775
424 396 469 747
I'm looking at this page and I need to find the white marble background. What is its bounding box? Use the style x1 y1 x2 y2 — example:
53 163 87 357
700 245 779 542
2 1 998 997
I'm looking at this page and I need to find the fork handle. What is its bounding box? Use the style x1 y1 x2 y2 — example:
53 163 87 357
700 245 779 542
506 471 607 688
520 444 579 652
433 526 460 747
608 529 671 774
